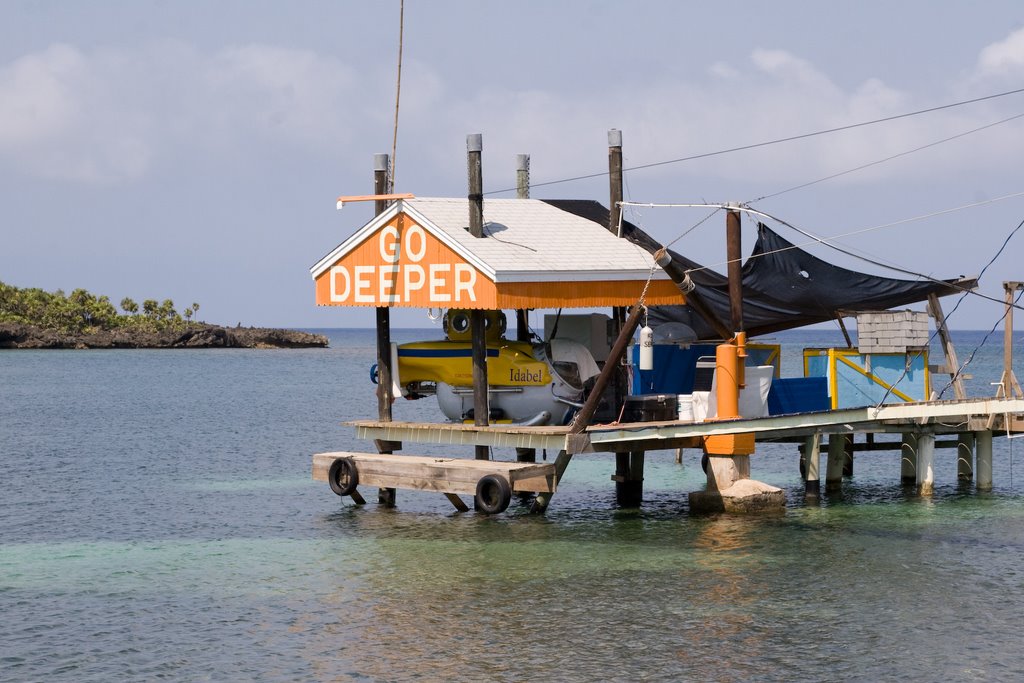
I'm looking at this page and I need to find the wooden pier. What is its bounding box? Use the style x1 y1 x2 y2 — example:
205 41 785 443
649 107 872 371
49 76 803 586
309 133 1024 516
313 397 1024 513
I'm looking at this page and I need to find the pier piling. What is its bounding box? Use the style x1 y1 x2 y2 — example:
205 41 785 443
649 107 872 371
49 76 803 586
804 434 821 498
900 433 918 487
614 451 645 507
843 434 854 477
976 430 993 491
917 433 936 495
957 433 975 481
826 435 845 493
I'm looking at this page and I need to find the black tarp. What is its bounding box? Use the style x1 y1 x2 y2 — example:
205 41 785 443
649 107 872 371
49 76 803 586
542 199 974 341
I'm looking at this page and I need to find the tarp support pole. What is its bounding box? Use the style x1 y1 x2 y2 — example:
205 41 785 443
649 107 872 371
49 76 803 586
726 206 743 332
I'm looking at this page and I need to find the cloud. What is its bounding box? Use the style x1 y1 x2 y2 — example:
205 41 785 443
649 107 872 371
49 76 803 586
976 26 1024 77
0 42 362 184
435 46 1024 194
3 35 1023 193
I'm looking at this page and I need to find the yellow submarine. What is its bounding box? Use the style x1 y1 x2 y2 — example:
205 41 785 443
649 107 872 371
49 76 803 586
383 309 601 425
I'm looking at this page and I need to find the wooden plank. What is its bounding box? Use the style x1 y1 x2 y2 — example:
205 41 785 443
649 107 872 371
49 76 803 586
313 452 556 493
346 399 1024 454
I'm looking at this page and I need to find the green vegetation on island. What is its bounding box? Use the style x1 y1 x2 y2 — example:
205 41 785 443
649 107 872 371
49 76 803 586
0 281 327 349
0 280 200 334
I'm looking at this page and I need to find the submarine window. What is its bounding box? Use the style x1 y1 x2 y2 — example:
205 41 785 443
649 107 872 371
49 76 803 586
451 313 470 333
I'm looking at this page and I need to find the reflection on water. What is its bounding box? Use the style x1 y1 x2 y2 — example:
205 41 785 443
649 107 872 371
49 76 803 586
2 330 1023 681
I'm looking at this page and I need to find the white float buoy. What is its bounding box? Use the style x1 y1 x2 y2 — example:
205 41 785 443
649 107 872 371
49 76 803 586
639 325 654 370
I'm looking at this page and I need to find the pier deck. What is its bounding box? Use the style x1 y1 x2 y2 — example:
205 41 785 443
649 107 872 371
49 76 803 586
314 397 1024 513
348 397 1024 454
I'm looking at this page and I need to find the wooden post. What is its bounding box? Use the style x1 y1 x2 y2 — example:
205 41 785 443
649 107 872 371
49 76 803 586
607 129 622 235
514 156 536 464
514 154 532 345
804 433 821 498
996 282 1024 399
976 430 993 491
901 432 918 486
374 153 396 507
607 129 627 435
957 432 975 481
467 134 489 460
467 134 484 238
374 154 394 424
917 432 935 495
726 205 743 333
516 153 530 199
826 434 845 493
928 293 967 400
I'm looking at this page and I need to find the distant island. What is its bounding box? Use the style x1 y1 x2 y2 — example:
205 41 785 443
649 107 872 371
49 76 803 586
0 281 328 349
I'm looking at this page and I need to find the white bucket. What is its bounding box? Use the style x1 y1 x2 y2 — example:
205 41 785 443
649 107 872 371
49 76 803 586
677 394 694 422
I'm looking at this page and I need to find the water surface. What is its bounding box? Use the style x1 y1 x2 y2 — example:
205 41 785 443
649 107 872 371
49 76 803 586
2 329 1023 681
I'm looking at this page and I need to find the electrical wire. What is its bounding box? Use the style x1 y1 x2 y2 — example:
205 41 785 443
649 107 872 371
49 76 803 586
938 285 1024 398
758 207 1024 312
484 86 1024 196
749 111 1024 203
624 198 1024 311
874 215 1024 404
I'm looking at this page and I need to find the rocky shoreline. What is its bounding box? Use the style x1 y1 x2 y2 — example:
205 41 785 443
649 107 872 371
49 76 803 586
0 322 329 349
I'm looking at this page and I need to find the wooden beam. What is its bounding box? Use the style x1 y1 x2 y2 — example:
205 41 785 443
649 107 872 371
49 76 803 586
444 493 470 512
336 192 413 208
531 450 571 512
928 293 967 400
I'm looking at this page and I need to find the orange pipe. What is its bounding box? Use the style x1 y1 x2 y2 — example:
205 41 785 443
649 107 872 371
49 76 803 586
714 332 748 420
715 340 740 420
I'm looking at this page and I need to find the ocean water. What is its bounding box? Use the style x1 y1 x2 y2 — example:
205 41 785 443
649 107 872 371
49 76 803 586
2 328 1023 682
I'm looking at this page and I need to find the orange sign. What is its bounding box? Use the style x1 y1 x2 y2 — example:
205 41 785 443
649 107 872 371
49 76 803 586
315 214 491 307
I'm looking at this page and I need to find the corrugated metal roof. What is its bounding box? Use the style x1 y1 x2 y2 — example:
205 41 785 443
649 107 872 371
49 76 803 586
403 197 666 282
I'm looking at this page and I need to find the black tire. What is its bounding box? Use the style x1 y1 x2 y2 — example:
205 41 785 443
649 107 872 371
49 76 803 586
328 457 359 497
475 474 512 514
701 454 709 474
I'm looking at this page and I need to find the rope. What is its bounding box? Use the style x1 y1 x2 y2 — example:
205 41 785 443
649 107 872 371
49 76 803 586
663 206 722 250
388 0 404 192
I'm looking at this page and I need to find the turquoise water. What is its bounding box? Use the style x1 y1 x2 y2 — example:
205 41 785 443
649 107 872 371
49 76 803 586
2 329 1023 681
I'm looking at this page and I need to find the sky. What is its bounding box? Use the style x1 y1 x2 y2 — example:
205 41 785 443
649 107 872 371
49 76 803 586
3 1 1024 331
